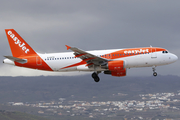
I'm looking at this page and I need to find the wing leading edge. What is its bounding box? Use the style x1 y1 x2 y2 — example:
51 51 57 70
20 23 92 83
65 45 109 68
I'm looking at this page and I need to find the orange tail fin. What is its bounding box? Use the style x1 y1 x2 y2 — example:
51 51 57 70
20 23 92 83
5 29 36 57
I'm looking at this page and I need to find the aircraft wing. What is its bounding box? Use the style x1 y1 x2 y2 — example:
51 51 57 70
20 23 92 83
65 45 109 66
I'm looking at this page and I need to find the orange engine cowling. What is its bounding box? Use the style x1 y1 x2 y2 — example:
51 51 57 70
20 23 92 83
104 60 126 77
108 60 125 71
111 68 126 77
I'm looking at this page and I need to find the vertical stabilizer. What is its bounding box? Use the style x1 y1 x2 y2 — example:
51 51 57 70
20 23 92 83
5 29 36 57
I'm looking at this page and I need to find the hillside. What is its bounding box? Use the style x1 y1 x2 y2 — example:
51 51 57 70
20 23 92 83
0 75 179 102
0 110 49 120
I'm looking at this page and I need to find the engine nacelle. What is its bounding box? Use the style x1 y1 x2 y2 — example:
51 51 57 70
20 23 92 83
104 69 126 77
104 60 126 77
108 60 125 71
111 68 126 77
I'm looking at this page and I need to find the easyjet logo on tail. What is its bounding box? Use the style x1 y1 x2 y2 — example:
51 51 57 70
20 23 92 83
8 31 29 54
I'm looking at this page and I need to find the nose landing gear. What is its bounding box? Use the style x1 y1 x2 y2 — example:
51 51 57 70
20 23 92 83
153 72 157 76
92 72 100 82
152 66 157 77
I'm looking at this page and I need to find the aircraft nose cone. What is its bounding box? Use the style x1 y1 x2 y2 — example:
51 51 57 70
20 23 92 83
172 54 178 62
174 55 178 61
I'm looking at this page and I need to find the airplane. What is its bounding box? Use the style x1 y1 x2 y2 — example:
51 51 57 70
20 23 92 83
3 29 178 82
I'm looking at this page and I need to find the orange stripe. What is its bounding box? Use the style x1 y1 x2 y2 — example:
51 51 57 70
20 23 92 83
105 47 166 60
61 61 86 69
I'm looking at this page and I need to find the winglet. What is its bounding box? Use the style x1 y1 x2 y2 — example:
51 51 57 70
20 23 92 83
65 45 71 50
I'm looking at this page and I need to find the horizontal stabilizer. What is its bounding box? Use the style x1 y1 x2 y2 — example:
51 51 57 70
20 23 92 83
4 56 27 64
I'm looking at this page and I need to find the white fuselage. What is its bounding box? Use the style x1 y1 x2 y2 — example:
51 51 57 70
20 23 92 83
37 49 177 72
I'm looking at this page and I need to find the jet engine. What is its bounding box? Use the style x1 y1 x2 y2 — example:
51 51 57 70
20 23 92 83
103 60 126 77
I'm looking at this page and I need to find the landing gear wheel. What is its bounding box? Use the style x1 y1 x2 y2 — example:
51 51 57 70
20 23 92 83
153 72 157 77
92 72 97 78
92 72 100 82
152 66 157 77
94 77 100 82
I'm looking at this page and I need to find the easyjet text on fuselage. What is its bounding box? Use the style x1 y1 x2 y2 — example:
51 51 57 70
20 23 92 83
124 49 149 54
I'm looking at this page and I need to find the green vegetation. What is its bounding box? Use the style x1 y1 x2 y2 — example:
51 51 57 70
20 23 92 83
0 110 49 120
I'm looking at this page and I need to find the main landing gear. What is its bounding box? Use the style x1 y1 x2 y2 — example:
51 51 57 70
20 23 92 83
92 72 100 82
152 66 157 77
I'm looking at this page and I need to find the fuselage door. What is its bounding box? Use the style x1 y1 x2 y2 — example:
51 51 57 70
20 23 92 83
36 56 42 65
151 48 157 58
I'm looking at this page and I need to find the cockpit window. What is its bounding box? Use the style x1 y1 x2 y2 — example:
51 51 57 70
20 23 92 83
162 51 168 54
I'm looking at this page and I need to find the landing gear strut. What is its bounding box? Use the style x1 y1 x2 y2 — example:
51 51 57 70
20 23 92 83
152 66 157 77
92 72 100 82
